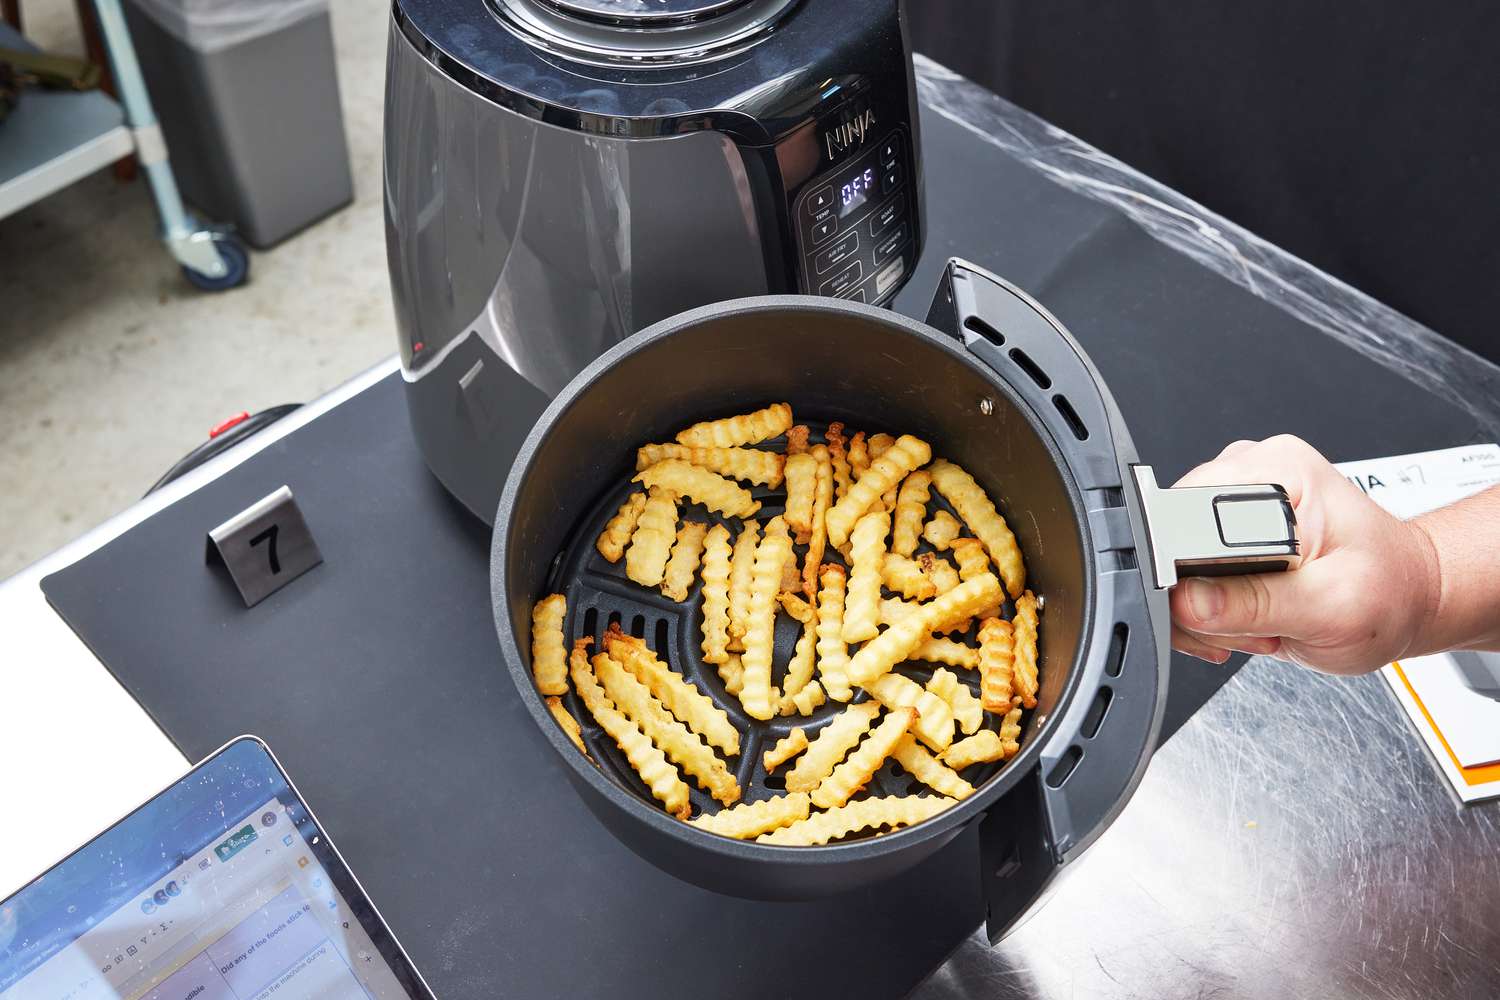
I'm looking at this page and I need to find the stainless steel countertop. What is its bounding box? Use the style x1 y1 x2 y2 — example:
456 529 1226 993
912 56 1500 999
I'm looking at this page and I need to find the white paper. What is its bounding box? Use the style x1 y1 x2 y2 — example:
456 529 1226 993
1333 443 1500 803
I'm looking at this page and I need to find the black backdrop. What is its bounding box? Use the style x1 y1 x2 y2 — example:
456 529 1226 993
910 1 1500 365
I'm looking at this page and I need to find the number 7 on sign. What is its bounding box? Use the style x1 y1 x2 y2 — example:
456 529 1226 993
206 486 323 607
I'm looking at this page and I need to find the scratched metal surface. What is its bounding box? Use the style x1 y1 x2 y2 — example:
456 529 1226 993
909 59 1500 999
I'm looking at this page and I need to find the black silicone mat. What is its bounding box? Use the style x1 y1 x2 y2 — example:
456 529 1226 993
40 105 1484 999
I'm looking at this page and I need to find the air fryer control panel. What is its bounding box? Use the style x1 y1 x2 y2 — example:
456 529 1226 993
794 128 918 306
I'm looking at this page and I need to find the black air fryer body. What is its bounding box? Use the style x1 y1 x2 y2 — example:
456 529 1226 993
385 0 926 519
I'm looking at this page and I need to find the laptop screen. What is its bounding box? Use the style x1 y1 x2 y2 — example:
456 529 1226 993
0 738 428 1000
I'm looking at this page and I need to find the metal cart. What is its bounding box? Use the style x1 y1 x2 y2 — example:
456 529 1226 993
0 0 248 289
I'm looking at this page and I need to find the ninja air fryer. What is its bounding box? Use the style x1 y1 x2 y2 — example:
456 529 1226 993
385 0 925 520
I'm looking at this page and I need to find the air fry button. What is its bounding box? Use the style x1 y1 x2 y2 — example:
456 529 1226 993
214 824 258 863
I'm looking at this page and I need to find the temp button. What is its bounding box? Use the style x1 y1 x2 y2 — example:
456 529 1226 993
808 185 834 215
814 231 860 274
811 216 837 244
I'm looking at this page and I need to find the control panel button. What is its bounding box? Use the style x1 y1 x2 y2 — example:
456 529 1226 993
839 287 867 304
811 216 837 244
875 223 909 265
808 185 834 215
879 136 900 169
875 258 906 298
815 231 860 274
870 195 903 238
881 165 903 194
820 259 863 297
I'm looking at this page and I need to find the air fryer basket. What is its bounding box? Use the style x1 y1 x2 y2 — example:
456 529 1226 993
493 261 1300 939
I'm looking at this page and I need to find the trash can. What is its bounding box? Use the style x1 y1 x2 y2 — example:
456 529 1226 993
122 0 353 248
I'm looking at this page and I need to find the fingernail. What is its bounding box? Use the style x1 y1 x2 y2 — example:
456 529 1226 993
1184 579 1224 623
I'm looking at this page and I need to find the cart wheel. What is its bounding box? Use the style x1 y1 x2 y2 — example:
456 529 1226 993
182 233 250 292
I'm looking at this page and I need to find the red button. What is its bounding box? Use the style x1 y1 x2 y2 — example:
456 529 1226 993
209 412 251 438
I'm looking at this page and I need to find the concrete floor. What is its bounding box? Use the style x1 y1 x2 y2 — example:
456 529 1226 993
0 0 392 577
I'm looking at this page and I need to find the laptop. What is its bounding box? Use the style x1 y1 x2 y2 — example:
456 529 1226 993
0 736 436 999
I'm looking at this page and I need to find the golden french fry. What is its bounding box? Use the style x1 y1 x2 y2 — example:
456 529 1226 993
676 402 792 448
890 469 931 557
941 730 1006 770
812 707 917 809
826 422 853 500
691 792 811 839
785 701 881 793
757 794 954 845
881 553 937 601
660 521 709 602
879 595 969 638
1000 704 1024 758
929 458 1025 598
624 487 677 587
802 445 834 598
868 432 896 461
790 680 826 716
740 516 791 721
776 591 818 714
928 668 984 735
921 552 962 595
718 653 744 696
594 652 740 806
1013 590 1040 710
813 563 854 702
862 672 955 752
726 520 761 651
605 627 740 757
781 552 803 594
597 492 647 563
842 509 890 643
785 424 810 456
569 640 690 818
634 459 760 519
763 727 810 771
909 636 981 669
826 435 933 549
951 538 1002 618
921 509 963 551
892 734 975 799
699 524 733 664
529 593 568 696
977 617 1016 712
635 443 785 487
545 696 588 756
847 431 870 480
848 574 1004 688
783 452 818 542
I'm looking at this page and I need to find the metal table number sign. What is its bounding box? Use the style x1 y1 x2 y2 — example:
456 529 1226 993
206 486 322 606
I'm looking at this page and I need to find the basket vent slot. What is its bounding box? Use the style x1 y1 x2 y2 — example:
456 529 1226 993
963 314 1005 345
1052 394 1089 441
1104 623 1128 678
1045 745 1083 788
1089 486 1125 509
655 618 670 653
1009 348 1051 390
630 614 647 639
581 607 599 642
1100 549 1138 573
1080 686 1112 740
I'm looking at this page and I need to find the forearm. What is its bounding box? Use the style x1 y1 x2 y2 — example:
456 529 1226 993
1410 484 1500 655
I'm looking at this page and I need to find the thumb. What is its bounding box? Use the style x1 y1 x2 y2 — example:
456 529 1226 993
1171 572 1328 641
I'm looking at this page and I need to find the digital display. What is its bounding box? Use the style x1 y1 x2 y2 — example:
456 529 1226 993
838 166 877 218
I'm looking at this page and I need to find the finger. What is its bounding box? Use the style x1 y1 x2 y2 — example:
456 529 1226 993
1172 571 1332 642
1171 625 1231 664
1174 623 1280 658
1171 435 1331 505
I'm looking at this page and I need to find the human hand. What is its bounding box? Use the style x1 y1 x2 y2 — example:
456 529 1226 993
1168 435 1439 674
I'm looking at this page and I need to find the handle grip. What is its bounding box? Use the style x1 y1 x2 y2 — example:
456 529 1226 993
1131 465 1300 590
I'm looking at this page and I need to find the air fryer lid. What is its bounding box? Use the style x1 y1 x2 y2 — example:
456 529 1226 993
492 260 1298 940
491 0 798 64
